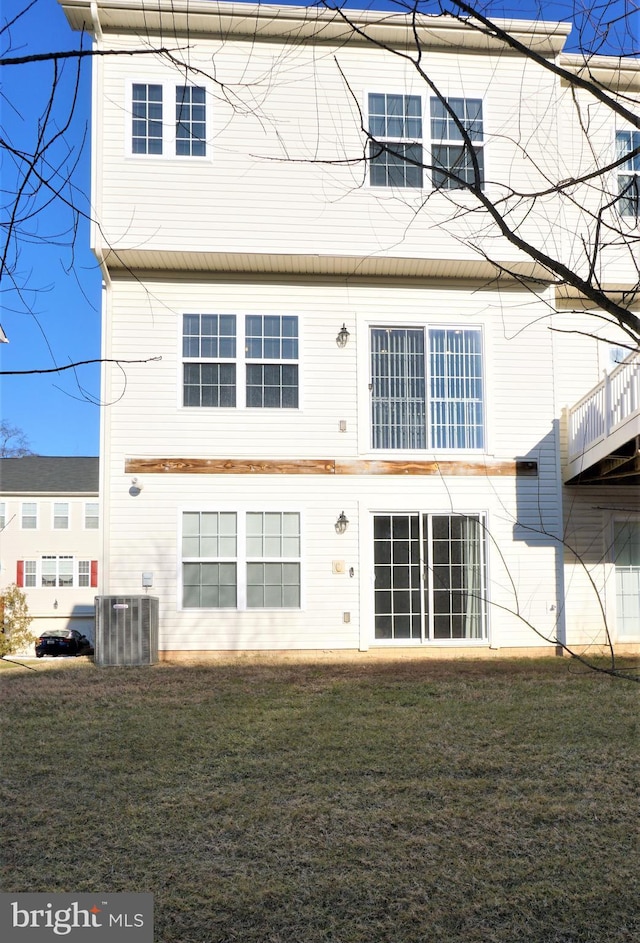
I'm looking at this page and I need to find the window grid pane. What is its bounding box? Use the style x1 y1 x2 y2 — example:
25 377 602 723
132 83 163 155
78 560 91 588
85 503 99 529
25 561 37 587
176 86 206 157
617 130 640 217
22 503 37 528
430 97 484 190
54 502 69 529
368 94 423 188
245 316 299 408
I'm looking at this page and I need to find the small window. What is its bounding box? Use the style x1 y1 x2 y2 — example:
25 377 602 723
21 502 37 529
53 502 69 530
616 130 640 218
24 561 37 588
0 502 5 529
176 86 206 156
78 560 91 588
431 97 484 190
84 502 99 530
132 83 163 154
368 93 423 188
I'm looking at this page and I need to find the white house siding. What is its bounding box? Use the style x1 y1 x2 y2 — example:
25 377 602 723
101 274 566 651
95 29 565 267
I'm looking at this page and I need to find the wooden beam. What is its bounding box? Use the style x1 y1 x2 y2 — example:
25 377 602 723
125 457 533 477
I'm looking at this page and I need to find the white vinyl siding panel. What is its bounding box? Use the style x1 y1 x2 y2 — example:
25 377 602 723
98 35 563 265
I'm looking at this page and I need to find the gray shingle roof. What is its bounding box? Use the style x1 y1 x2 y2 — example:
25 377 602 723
0 456 99 494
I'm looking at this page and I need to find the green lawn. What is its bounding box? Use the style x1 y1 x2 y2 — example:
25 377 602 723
2 657 638 943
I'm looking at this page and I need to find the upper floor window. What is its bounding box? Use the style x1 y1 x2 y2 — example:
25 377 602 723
182 314 299 409
431 97 484 190
132 83 163 154
53 502 69 529
616 130 639 218
176 86 206 156
84 502 100 530
368 93 423 188
21 502 37 529
370 326 484 450
131 83 207 157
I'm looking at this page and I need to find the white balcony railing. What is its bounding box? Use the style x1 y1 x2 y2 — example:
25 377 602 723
568 352 640 463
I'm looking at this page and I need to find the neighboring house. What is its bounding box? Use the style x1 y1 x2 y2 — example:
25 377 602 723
0 457 100 643
60 0 639 656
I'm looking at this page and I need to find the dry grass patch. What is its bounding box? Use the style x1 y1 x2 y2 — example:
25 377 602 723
2 657 638 943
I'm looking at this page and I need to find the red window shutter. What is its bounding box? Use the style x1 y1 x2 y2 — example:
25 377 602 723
90 560 98 588
16 560 24 587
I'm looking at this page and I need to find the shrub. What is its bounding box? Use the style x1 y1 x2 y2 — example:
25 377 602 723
0 584 35 657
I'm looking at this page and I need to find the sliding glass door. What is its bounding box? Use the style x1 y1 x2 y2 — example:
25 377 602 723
373 513 487 641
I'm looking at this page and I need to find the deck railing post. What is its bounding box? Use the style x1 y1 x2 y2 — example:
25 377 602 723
603 368 611 438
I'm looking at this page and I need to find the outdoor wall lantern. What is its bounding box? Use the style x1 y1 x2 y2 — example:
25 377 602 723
53 599 58 610
335 511 349 534
336 324 350 348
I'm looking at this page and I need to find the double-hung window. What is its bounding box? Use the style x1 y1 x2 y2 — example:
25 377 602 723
368 93 423 188
371 326 484 450
53 502 69 529
182 511 301 609
176 86 206 156
21 502 37 529
616 130 640 218
132 83 163 154
182 314 299 409
132 83 207 157
430 97 484 190
84 502 99 530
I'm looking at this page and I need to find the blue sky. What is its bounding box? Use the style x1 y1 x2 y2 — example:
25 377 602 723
0 0 637 456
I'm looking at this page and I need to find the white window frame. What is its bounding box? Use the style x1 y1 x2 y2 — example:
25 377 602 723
616 129 640 219
366 91 424 189
0 502 5 529
181 313 301 410
430 95 485 191
21 502 37 529
53 502 70 530
84 502 100 530
127 79 212 160
180 508 303 611
368 323 485 452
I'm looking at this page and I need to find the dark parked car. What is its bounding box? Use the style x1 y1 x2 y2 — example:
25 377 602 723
35 629 94 658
